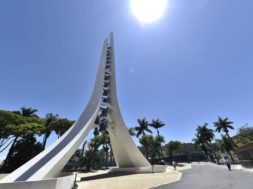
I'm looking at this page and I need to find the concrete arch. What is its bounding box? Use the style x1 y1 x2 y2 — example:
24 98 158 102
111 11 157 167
1 33 159 185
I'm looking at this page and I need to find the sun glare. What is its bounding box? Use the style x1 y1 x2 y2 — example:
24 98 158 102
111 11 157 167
130 0 168 24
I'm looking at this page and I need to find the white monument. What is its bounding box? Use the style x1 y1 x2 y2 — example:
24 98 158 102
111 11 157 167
0 33 165 189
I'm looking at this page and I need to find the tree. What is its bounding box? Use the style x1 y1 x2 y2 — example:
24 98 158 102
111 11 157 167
192 123 215 161
1 136 43 173
81 136 102 171
0 112 45 172
214 117 235 162
100 133 110 169
50 118 74 138
139 135 165 164
219 135 236 162
134 118 152 138
13 106 38 117
214 117 234 138
128 127 136 137
149 119 165 136
165 141 181 158
233 125 253 147
42 113 59 149
0 111 17 154
139 135 152 159
149 119 165 158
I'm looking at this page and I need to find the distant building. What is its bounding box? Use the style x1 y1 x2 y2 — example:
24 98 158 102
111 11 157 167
235 141 253 167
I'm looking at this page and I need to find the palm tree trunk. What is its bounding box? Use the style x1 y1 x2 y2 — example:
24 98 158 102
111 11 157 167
1 137 18 172
225 133 235 163
109 144 113 166
0 138 14 153
160 145 164 160
42 135 48 150
81 140 87 157
228 150 235 163
156 129 164 159
105 150 108 169
202 144 209 160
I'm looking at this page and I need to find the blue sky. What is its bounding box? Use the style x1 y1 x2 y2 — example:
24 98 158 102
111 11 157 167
0 0 253 159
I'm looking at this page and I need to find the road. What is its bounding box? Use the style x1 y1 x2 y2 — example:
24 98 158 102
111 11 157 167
152 163 253 189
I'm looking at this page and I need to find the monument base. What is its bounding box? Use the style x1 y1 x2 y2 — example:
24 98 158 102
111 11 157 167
0 172 75 189
109 165 166 173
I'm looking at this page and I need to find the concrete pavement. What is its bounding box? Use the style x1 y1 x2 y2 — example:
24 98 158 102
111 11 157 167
152 162 253 189
76 163 191 189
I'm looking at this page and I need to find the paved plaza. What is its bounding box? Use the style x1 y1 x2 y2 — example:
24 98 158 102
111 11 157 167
152 163 253 189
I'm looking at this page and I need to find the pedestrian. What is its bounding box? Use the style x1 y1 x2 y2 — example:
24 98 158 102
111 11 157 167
172 161 177 170
225 158 231 171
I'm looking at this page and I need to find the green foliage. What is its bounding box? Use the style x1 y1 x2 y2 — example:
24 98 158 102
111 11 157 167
213 117 236 162
42 113 59 149
1 136 43 173
139 135 165 164
12 106 38 117
50 118 74 138
0 108 74 173
149 119 165 136
172 142 203 156
165 141 181 157
217 135 237 162
134 118 152 138
0 110 45 138
233 125 253 147
192 123 214 158
128 127 136 136
220 135 236 152
214 117 234 137
80 135 103 171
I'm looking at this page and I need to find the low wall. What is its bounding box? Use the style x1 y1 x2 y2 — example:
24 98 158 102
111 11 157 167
0 173 75 189
240 160 253 168
110 165 166 173
0 175 8 180
231 164 242 170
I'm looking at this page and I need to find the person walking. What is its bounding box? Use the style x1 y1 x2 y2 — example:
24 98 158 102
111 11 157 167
172 161 177 170
225 158 231 171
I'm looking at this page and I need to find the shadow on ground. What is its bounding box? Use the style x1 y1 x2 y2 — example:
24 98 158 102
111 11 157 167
79 172 136 181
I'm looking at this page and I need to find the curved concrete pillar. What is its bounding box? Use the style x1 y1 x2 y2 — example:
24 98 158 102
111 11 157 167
1 39 108 183
107 33 150 168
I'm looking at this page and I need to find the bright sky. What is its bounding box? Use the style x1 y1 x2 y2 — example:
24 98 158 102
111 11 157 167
1 0 253 157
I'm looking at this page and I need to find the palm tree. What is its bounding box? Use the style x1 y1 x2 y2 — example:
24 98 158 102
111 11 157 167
213 117 235 162
220 135 236 162
128 127 136 137
139 135 165 164
149 119 165 136
42 113 58 149
13 106 38 117
134 118 152 138
100 133 110 169
139 135 152 159
193 123 215 160
149 119 165 159
93 116 112 168
213 117 234 138
81 136 101 171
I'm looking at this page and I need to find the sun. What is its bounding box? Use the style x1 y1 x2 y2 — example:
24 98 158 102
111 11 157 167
130 0 168 24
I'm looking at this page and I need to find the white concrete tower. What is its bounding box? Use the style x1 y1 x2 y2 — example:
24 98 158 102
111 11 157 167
101 33 150 169
1 33 164 185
